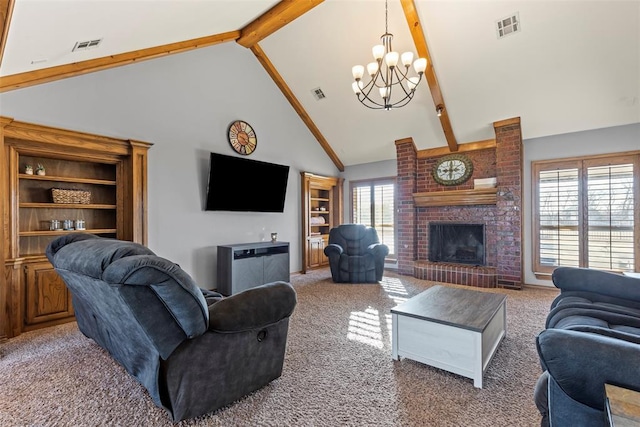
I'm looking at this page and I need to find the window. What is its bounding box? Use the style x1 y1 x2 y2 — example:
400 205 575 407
351 178 396 257
533 153 639 276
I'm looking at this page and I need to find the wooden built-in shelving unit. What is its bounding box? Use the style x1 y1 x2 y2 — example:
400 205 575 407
1 116 151 339
301 172 343 273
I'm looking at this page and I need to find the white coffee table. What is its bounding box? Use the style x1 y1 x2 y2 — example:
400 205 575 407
391 285 507 388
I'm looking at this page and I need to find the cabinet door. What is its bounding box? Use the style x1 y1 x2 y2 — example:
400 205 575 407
232 257 264 295
308 238 325 268
24 262 73 325
264 253 290 283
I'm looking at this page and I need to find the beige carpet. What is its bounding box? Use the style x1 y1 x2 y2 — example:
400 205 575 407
0 269 558 426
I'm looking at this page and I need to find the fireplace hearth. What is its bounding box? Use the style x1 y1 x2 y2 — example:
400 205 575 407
429 223 485 266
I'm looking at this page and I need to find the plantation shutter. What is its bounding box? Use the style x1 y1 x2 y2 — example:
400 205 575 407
534 153 638 275
538 168 580 267
374 183 395 255
351 179 396 257
586 163 635 270
352 185 371 225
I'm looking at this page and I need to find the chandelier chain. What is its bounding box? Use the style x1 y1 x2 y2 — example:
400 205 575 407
385 0 388 35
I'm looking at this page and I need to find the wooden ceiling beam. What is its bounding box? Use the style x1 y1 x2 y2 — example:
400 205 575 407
400 0 459 152
0 31 240 92
251 43 344 172
0 0 14 69
237 0 324 48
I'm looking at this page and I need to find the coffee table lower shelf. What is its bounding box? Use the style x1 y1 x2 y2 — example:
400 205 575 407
391 285 507 389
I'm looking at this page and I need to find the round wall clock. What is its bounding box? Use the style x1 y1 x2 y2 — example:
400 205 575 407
227 120 257 155
432 154 473 186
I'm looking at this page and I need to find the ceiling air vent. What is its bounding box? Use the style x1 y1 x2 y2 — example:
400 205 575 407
72 38 103 52
311 87 326 101
496 13 520 39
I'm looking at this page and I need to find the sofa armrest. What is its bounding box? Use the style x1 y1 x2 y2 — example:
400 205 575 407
367 243 389 258
208 281 297 332
324 244 343 257
552 267 640 303
536 328 640 410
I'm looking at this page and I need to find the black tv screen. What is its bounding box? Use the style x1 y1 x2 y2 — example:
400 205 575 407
205 153 290 212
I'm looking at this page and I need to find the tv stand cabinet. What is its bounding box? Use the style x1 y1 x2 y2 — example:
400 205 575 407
217 241 290 296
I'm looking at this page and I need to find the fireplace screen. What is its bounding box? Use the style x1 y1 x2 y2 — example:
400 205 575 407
429 223 486 265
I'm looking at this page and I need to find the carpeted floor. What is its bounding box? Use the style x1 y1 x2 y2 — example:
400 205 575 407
0 268 558 426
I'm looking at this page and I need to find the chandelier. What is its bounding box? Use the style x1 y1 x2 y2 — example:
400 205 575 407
351 0 427 110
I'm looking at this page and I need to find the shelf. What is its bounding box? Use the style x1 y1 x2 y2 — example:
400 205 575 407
311 210 330 214
19 229 117 237
19 174 116 186
311 224 330 227
413 188 497 207
310 197 330 202
19 203 117 209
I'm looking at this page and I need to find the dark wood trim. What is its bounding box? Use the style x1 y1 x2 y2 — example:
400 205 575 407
251 43 344 171
400 0 458 152
0 0 14 69
0 31 240 92
237 0 324 48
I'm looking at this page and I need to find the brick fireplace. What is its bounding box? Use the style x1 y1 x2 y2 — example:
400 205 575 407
395 117 523 289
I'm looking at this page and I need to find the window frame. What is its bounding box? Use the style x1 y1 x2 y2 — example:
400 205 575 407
350 177 397 259
532 151 640 278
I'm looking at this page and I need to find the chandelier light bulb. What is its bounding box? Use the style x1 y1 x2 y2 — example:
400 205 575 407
413 57 427 74
372 44 385 60
352 65 364 80
407 76 420 91
384 51 399 68
379 86 390 99
352 81 363 94
401 52 414 67
367 62 379 76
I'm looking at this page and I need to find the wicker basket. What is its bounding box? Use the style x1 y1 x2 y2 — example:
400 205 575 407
51 188 91 204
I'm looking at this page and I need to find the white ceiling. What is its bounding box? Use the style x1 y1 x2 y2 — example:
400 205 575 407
1 0 639 167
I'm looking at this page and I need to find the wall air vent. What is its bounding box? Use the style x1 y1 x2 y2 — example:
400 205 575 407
311 87 326 101
496 13 520 39
72 39 103 52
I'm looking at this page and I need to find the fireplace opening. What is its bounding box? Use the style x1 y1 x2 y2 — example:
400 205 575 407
429 222 486 265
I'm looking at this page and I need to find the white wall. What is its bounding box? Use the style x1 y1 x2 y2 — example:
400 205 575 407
523 123 640 286
0 42 339 288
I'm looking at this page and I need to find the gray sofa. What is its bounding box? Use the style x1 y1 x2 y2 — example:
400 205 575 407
46 233 297 422
534 267 640 427
323 224 389 283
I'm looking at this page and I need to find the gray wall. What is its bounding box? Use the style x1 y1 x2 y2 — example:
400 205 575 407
523 123 640 286
0 42 339 288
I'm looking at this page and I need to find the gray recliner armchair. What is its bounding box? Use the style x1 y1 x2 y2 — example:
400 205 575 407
46 233 297 422
323 224 389 283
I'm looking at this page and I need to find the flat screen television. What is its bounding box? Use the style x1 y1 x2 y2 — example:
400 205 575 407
205 152 290 212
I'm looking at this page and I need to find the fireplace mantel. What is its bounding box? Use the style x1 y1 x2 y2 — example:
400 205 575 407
413 188 497 207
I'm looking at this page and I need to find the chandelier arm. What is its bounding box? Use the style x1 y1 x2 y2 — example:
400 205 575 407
357 93 388 109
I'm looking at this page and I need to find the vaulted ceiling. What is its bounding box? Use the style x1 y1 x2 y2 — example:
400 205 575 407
1 0 638 170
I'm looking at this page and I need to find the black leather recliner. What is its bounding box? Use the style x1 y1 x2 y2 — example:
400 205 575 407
323 224 389 283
